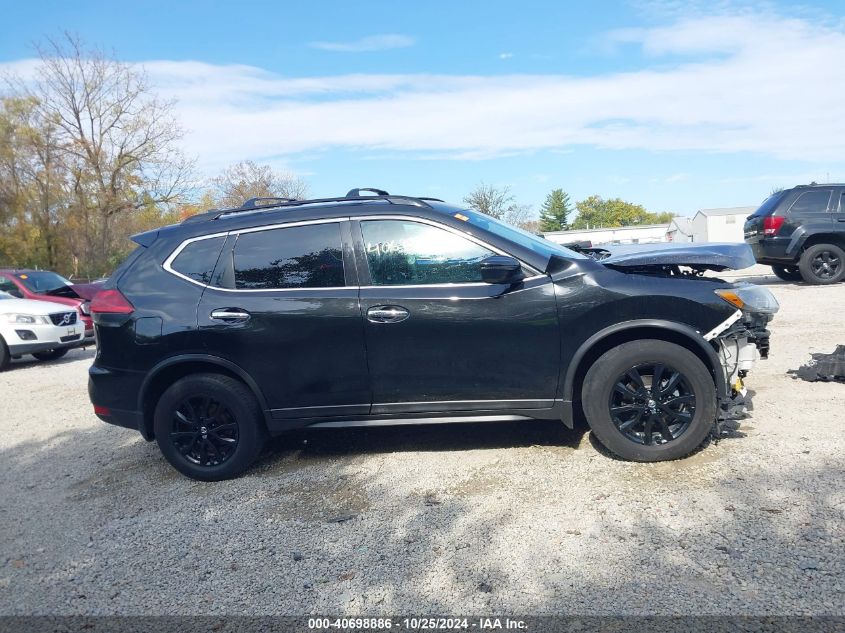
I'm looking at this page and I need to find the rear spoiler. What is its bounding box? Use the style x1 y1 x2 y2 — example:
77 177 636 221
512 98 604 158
130 229 159 247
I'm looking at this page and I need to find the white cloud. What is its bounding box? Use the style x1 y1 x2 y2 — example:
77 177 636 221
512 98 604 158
499 52 514 59
308 34 415 53
4 10 844 173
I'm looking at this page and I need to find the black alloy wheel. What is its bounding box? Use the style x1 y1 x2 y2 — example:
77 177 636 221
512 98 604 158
154 373 266 480
799 243 845 285
582 339 717 462
809 250 841 280
170 396 240 466
609 363 695 446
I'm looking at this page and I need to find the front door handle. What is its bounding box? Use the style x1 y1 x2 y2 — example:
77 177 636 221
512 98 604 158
366 305 410 323
210 308 251 323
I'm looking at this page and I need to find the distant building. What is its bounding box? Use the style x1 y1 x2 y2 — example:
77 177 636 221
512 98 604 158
543 223 670 246
687 206 756 243
666 217 693 243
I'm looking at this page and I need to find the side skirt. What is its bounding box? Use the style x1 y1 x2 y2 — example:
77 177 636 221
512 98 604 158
265 400 573 434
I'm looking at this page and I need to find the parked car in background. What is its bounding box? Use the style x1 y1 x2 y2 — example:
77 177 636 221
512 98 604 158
0 290 85 370
89 189 778 480
744 183 845 284
0 269 95 342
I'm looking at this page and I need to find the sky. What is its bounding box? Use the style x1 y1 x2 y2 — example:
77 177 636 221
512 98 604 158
1 0 845 217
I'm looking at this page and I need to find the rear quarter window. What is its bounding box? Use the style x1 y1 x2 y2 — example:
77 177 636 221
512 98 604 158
170 236 226 285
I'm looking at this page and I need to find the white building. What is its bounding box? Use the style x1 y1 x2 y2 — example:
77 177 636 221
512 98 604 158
543 223 670 246
686 206 756 243
666 217 693 243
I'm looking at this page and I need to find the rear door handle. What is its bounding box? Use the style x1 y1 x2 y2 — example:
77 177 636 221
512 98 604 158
210 308 251 323
366 305 410 323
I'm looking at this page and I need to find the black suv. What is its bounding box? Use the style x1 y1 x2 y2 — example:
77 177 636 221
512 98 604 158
744 183 845 284
89 189 778 480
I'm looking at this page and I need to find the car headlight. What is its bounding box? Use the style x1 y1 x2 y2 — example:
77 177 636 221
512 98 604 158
79 302 91 315
5 314 50 324
715 283 779 315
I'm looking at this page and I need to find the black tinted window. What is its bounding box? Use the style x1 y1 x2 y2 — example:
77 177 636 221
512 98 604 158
171 236 225 285
233 223 344 290
789 190 832 214
361 220 494 286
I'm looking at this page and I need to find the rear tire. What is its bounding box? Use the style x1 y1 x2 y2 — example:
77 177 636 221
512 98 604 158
32 348 70 362
771 265 802 282
0 337 9 372
798 243 845 285
582 340 717 462
154 373 267 481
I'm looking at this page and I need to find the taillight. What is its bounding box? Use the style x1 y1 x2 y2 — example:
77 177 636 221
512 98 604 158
90 289 134 314
763 216 785 236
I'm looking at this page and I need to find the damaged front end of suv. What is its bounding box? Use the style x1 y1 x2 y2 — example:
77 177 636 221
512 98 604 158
583 241 779 429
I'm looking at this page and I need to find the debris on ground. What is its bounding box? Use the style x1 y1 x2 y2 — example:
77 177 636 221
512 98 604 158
788 345 845 382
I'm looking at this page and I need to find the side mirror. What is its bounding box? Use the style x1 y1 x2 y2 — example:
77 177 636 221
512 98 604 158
480 255 525 285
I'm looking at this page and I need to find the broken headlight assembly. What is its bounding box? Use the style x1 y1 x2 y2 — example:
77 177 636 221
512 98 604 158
714 284 779 315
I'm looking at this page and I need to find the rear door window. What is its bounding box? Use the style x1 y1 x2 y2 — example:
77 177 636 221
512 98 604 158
233 223 345 290
788 190 832 214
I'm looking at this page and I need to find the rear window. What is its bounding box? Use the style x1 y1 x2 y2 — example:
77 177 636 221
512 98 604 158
232 223 344 290
170 236 226 285
750 190 787 217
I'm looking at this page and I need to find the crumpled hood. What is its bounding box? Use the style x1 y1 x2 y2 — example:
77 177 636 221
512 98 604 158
587 242 756 272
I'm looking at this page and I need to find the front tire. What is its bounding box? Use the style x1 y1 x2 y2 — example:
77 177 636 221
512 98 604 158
154 373 266 481
771 265 802 282
32 348 70 362
582 340 717 462
798 244 845 285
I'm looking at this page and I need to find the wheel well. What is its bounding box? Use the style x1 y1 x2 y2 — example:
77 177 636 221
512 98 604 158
570 327 719 411
140 361 266 440
801 233 845 252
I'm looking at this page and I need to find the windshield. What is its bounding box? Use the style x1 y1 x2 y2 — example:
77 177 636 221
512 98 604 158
458 209 587 261
14 271 72 293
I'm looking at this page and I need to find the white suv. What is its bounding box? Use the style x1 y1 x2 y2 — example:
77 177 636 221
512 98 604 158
0 291 85 370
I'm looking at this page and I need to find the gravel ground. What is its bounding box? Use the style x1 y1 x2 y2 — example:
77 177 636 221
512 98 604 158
0 264 843 616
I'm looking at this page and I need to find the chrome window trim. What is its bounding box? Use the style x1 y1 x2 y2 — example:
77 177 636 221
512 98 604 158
162 214 545 291
162 231 230 288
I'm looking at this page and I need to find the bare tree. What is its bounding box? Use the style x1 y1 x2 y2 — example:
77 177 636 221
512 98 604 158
12 34 194 275
211 160 309 208
463 182 515 220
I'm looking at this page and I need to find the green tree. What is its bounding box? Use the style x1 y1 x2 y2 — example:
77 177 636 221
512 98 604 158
538 189 572 232
570 195 674 229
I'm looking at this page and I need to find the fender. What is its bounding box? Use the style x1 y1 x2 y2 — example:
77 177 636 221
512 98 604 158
562 319 728 404
785 225 838 257
138 353 271 421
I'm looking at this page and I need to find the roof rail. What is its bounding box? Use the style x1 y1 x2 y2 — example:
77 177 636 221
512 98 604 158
181 188 446 224
242 196 298 209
